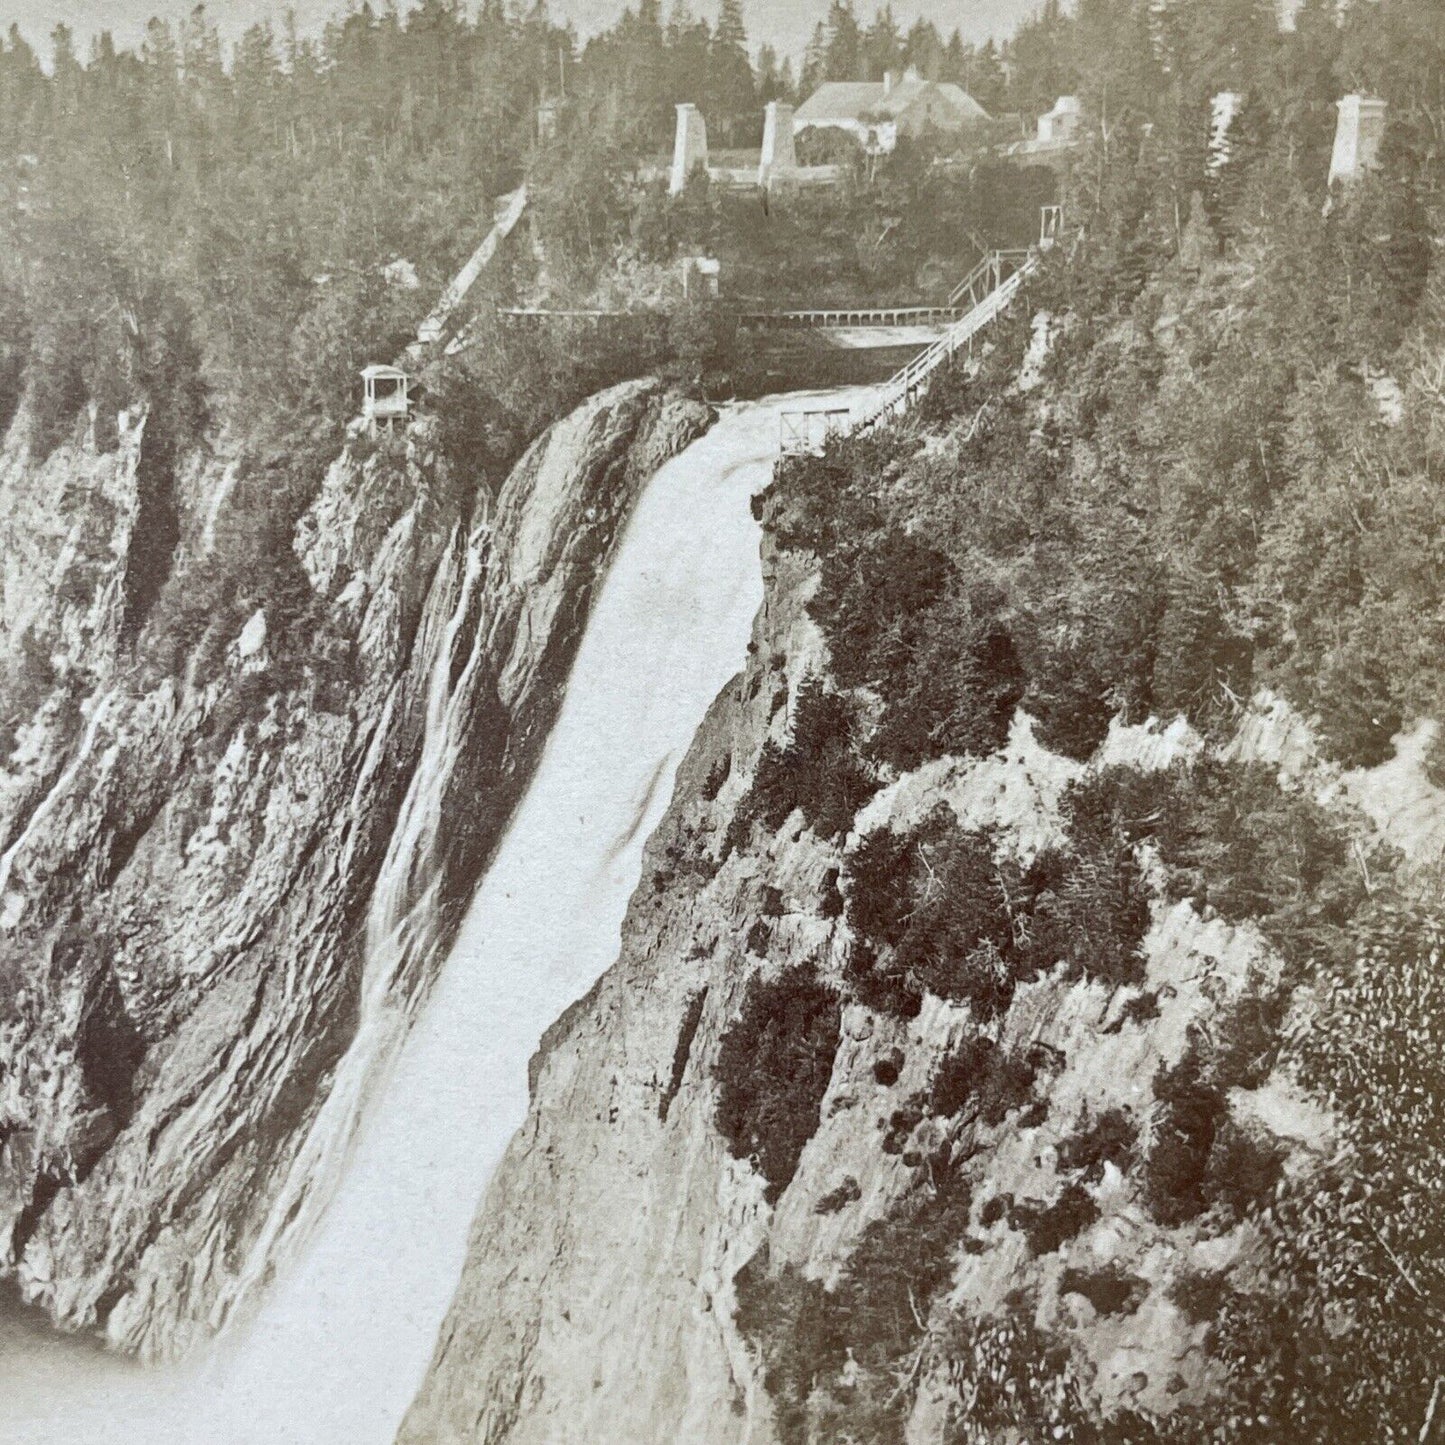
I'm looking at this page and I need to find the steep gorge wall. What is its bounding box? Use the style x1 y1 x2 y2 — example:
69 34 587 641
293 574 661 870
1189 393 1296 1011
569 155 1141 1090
0 379 712 1361
399 413 1445 1444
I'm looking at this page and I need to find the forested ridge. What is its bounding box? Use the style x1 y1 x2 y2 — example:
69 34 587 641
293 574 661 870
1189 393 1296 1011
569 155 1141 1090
706 1 1445 1440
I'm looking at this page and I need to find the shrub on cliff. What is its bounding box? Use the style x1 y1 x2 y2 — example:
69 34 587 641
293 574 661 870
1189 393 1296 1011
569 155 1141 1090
845 812 1033 1019
714 964 841 1203
726 676 874 848
809 533 1024 770
735 1173 975 1445
869 602 1026 772
732 1255 842 1445
1145 1046 1226 1227
929 1033 1038 1125
1058 1106 1139 1184
1010 1183 1101 1256
1064 759 1368 974
1018 839 1152 990
845 803 1154 1020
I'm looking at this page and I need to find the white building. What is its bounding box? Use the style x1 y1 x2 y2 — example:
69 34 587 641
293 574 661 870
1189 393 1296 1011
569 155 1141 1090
793 68 990 155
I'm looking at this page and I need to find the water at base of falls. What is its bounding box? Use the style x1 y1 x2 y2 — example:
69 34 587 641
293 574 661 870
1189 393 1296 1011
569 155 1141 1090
0 389 875 1445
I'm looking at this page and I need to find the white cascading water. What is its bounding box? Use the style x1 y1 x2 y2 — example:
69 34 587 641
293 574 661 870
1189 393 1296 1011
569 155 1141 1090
0 389 870 1445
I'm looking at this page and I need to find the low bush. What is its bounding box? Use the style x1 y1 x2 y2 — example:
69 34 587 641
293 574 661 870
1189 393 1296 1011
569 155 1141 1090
736 1172 975 1445
1060 1265 1148 1316
881 1092 927 1154
732 1253 843 1445
814 1176 861 1214
1018 840 1152 989
1065 759 1368 974
872 1049 904 1086
846 800 1156 1020
1010 1183 1101 1256
929 1034 1037 1126
1057 1106 1140 1184
1024 643 1122 762
726 676 875 848
1203 1118 1285 1225
809 533 1025 771
1169 1268 1231 1326
1145 1047 1226 1227
714 964 841 1203
845 811 1038 1019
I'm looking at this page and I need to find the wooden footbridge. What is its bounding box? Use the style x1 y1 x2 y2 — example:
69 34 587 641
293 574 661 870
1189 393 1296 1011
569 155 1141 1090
780 244 1042 452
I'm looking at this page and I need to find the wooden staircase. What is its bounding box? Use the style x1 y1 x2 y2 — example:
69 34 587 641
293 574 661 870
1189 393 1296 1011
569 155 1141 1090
778 246 1040 452
851 248 1038 434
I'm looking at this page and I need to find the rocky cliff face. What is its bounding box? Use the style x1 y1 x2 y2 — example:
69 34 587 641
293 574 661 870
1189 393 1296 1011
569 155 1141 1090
0 378 711 1361
399 439 1444 1443
398 529 831 1445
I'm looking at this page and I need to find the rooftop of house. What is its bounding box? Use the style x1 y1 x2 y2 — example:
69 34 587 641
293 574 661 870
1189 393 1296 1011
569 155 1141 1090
795 71 990 127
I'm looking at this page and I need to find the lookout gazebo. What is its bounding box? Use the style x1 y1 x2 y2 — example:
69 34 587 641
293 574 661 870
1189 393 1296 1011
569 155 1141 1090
361 364 411 435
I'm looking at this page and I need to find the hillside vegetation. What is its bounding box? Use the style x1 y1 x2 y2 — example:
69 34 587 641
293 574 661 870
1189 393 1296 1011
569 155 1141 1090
714 0 1445 1439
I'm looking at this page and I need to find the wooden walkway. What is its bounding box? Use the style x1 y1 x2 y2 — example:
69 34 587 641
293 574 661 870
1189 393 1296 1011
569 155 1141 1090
737 304 966 329
780 247 1041 452
495 303 966 329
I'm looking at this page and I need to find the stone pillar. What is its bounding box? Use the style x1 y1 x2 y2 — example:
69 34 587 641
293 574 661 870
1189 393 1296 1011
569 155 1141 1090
1328 95 1388 191
758 101 798 187
669 103 709 196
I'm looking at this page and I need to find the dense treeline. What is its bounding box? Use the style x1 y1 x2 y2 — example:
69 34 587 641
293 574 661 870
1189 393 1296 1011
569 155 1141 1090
0 0 1071 764
0 0 1064 469
719 0 1445 1439
766 0 1444 772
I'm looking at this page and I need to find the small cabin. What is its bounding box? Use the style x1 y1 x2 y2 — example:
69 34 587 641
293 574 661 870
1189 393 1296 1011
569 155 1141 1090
361 364 411 435
1037 96 1082 146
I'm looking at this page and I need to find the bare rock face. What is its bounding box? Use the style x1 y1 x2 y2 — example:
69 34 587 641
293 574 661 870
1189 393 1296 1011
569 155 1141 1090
0 379 712 1361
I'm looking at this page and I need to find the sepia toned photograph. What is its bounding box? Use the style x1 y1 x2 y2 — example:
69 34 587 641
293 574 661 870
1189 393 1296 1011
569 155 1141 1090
0 0 1440 1440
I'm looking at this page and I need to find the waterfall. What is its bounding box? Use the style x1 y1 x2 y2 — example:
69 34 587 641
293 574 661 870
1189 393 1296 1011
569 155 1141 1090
219 529 488 1332
0 388 874 1445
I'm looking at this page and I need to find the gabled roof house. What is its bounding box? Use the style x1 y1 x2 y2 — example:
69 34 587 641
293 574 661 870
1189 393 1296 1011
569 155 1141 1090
794 69 990 154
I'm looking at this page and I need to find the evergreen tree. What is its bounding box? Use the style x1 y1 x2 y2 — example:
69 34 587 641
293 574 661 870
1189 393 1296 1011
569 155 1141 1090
863 5 903 83
801 21 828 96
708 0 755 144
904 20 944 82
824 0 862 83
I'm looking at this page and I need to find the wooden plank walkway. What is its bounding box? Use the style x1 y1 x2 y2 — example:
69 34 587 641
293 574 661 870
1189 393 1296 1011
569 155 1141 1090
780 247 1041 452
737 305 966 329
